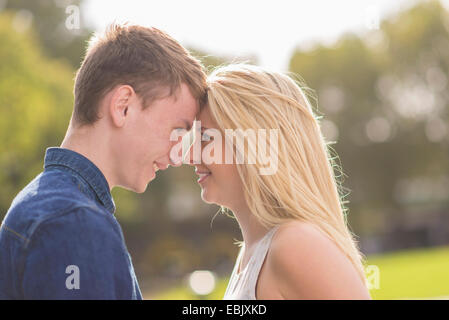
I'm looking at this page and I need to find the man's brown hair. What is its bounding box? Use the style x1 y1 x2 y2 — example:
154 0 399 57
73 24 207 125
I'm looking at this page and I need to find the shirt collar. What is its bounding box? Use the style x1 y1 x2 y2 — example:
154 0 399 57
44 147 116 214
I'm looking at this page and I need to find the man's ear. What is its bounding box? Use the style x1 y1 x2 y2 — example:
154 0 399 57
109 85 135 127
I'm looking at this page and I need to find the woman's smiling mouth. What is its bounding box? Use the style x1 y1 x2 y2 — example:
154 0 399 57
196 170 211 184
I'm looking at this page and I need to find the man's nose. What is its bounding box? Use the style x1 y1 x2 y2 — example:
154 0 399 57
168 134 196 167
183 142 194 166
184 138 202 166
167 133 183 167
169 144 183 168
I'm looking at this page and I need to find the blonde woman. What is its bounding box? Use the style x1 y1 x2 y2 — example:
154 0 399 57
186 64 371 300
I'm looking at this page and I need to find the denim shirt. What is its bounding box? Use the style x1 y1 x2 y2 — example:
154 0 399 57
0 148 142 300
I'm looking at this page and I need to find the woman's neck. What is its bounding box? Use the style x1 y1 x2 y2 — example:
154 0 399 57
231 203 270 250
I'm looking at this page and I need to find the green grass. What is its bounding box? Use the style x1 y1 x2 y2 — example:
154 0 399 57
145 245 449 300
367 245 449 299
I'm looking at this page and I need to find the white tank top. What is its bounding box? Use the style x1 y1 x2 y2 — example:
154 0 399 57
223 226 279 300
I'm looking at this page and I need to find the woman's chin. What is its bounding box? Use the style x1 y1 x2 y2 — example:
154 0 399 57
200 189 215 204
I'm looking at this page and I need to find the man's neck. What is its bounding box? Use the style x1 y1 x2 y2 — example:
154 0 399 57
60 124 116 190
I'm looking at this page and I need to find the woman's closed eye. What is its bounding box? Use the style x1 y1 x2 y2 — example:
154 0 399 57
202 131 214 142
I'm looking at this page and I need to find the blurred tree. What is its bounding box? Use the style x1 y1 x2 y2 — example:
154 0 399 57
0 12 74 215
3 0 92 68
289 0 449 237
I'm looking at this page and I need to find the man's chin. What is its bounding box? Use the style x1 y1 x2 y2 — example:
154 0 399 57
138 178 155 193
134 171 157 193
136 184 149 194
121 180 150 194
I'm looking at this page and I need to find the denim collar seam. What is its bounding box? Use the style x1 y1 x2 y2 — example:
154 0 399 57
44 149 115 213
45 163 107 208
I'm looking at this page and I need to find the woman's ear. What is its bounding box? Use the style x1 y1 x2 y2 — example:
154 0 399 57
109 85 135 127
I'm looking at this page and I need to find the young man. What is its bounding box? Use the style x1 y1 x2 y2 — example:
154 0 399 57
0 24 207 299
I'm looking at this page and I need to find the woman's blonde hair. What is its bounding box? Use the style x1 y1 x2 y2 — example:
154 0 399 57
206 63 367 284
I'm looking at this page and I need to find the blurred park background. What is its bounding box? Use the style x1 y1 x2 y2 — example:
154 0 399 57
1 0 449 299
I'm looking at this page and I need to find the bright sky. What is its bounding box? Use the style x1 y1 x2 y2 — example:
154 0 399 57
83 0 422 71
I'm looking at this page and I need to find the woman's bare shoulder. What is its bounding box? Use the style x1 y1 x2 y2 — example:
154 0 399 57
262 220 370 299
272 220 333 252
